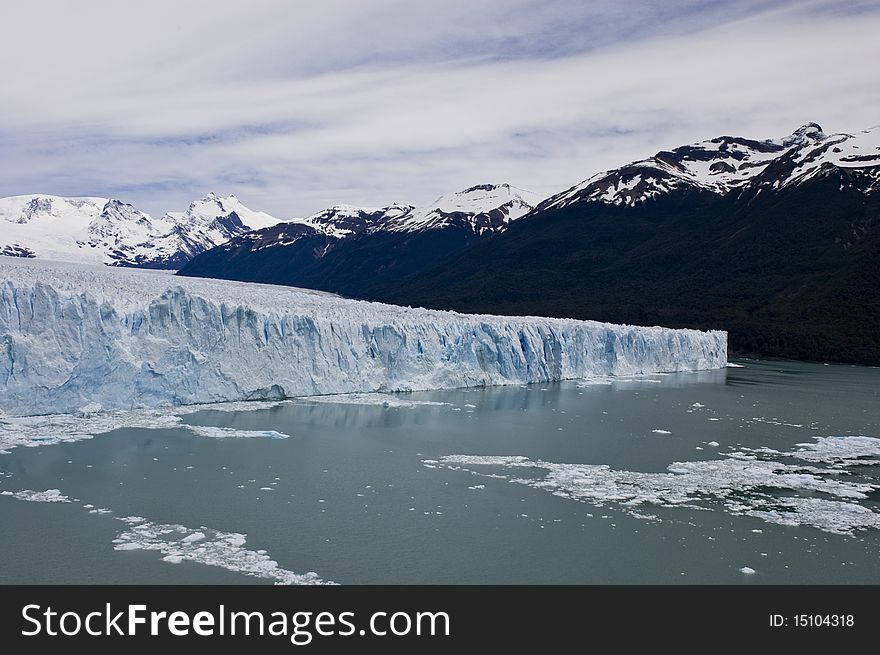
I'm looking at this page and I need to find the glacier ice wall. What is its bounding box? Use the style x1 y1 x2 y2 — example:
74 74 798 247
0 258 726 417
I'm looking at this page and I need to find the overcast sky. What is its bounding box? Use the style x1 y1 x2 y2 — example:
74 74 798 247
2 0 879 217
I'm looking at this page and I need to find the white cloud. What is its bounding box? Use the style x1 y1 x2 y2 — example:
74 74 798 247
0 0 878 217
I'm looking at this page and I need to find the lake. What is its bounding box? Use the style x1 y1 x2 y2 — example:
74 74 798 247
1 359 878 584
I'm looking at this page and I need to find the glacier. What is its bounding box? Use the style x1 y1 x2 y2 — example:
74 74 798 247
0 257 726 417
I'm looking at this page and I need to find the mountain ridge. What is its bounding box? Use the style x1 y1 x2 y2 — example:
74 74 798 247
0 192 285 268
177 183 543 291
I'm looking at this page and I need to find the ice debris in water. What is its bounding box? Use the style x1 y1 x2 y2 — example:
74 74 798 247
0 488 71 502
427 436 880 536
791 436 880 467
3 486 335 585
186 426 289 439
300 393 450 409
0 401 287 453
112 517 334 585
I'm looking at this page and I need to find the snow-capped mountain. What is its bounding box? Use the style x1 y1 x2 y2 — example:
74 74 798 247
0 192 284 268
539 123 880 210
300 204 415 237
164 192 282 232
237 182 540 249
208 183 539 255
382 184 542 234
177 183 543 294
229 204 413 254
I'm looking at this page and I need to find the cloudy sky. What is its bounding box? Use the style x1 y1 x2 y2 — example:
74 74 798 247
2 0 879 217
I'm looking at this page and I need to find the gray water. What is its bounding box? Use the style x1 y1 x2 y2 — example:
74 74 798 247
1 360 878 584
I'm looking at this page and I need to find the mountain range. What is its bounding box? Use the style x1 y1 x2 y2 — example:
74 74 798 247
0 192 282 268
176 183 542 294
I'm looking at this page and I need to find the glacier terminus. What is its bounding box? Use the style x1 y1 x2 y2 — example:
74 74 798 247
0 257 726 417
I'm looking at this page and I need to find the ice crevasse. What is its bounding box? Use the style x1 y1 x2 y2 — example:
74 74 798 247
0 258 727 417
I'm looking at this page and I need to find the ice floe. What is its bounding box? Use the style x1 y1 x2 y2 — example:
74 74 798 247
425 436 880 536
0 488 71 502
186 426 289 439
744 497 880 535
113 517 334 585
576 374 667 387
2 484 334 584
0 400 287 453
790 436 880 468
299 393 450 409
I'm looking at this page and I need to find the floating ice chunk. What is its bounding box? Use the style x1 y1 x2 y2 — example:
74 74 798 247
576 373 668 388
790 436 880 467
577 378 614 386
739 567 756 575
6 480 334 585
111 516 334 585
429 439 880 536
707 441 720 447
1 488 71 502
0 401 286 453
77 403 104 416
302 393 449 409
745 416 806 428
186 426 289 440
745 497 880 535
652 429 672 435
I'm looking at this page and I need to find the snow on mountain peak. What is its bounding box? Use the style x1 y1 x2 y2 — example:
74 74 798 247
785 122 826 144
0 194 108 225
172 193 279 230
224 184 544 256
0 194 114 264
0 193 284 268
292 203 415 238
383 183 542 234
540 123 880 211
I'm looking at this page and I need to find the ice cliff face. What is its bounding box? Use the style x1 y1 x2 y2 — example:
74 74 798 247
0 258 726 417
